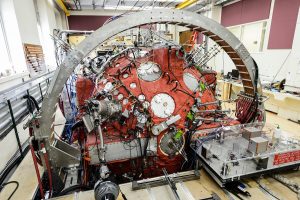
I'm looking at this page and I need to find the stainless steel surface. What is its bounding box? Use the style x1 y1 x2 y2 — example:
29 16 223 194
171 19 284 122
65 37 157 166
50 139 81 168
88 138 157 164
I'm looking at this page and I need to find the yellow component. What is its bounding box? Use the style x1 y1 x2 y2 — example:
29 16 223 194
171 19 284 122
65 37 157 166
69 35 87 46
55 0 70 16
176 0 198 9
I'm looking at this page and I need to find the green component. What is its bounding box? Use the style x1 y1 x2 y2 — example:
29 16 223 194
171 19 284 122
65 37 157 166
187 111 194 120
199 81 206 92
195 65 202 72
174 130 183 140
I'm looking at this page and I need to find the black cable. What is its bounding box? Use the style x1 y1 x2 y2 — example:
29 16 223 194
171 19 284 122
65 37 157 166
0 181 19 200
71 120 83 132
58 184 91 196
120 190 128 200
23 95 40 113
258 184 281 200
0 145 29 185
252 58 259 94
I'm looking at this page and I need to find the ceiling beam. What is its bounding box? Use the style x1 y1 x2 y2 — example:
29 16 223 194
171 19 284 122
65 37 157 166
55 0 71 16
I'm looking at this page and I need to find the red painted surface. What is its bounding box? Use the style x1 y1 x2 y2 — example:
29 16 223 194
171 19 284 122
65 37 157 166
76 47 239 179
76 76 95 108
273 150 300 165
68 15 111 31
197 33 203 44
268 0 300 49
221 0 272 27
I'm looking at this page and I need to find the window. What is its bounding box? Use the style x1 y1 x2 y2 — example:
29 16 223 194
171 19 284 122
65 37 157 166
228 21 267 52
0 14 12 77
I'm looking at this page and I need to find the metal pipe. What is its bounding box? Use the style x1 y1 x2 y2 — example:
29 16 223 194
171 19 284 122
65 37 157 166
55 0 70 16
196 109 231 113
39 83 43 101
0 106 27 132
0 118 11 131
198 99 233 107
195 116 225 122
0 97 42 136
58 30 93 36
7 100 23 158
176 0 198 9
97 125 105 161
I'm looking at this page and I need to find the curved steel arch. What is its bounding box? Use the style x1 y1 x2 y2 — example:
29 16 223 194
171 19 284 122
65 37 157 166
37 9 259 139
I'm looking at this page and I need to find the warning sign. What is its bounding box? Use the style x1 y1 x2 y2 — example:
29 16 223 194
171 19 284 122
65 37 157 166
273 150 300 165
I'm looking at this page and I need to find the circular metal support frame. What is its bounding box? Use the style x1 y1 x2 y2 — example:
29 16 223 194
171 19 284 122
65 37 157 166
37 9 261 139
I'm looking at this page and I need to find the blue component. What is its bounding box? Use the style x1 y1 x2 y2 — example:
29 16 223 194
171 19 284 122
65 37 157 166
62 74 78 143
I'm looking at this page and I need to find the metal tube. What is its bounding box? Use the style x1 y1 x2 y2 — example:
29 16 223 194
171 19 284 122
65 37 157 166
39 83 43 101
198 99 232 107
197 109 230 113
0 118 11 131
0 107 28 136
98 125 105 161
7 99 23 158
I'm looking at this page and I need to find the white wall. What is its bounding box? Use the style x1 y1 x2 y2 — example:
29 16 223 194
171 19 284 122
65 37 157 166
13 0 41 45
0 0 68 96
0 0 27 74
0 0 67 76
285 7 300 91
36 0 66 70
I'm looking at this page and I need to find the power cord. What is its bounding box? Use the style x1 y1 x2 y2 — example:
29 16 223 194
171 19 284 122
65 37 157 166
0 181 19 200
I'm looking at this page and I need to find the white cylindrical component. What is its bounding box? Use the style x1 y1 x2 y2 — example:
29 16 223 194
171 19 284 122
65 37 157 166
272 125 281 145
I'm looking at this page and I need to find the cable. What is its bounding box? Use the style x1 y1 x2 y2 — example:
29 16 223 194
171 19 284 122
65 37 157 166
271 50 292 84
58 184 91 196
0 181 19 200
0 144 30 185
120 189 128 200
23 95 40 114
255 179 281 200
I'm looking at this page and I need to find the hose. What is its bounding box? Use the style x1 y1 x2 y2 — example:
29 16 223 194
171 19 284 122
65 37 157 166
0 181 19 200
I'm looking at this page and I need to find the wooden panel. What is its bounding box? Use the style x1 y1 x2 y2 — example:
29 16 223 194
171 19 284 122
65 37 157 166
23 43 45 74
179 30 194 52
179 30 193 43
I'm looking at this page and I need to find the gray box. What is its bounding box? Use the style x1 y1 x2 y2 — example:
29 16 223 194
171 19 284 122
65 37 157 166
242 127 262 140
248 137 268 154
